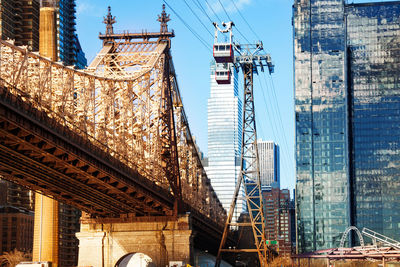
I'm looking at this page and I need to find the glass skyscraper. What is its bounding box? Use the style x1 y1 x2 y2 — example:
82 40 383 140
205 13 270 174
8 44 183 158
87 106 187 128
294 0 400 253
206 61 245 222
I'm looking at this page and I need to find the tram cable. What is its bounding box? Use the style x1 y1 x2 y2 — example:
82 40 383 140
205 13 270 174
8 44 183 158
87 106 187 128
268 74 295 167
191 0 214 25
182 0 214 37
257 75 293 174
215 0 251 43
229 0 261 41
163 0 212 52
205 0 223 23
261 72 294 170
257 78 280 150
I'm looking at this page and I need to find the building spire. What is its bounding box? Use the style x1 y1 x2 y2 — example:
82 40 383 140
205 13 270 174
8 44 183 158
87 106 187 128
103 6 116 35
157 4 170 33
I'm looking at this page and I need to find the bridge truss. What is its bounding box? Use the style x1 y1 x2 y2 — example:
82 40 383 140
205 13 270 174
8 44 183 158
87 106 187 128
0 6 226 229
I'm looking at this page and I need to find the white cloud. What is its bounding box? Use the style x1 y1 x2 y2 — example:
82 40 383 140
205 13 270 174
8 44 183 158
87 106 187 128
209 0 252 16
233 0 252 11
77 2 97 16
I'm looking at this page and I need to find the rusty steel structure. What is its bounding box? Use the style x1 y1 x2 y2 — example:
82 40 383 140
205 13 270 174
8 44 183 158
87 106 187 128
0 5 226 232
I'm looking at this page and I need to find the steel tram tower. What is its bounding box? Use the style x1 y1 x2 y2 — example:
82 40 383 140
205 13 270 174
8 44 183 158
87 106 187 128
212 22 274 267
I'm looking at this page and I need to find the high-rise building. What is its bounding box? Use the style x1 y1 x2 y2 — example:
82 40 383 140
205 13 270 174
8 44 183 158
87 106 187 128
41 0 86 67
0 180 34 212
205 61 245 222
289 190 296 254
0 0 38 256
257 140 280 188
262 186 291 256
294 0 400 253
0 181 34 255
0 0 40 50
74 34 87 68
0 207 34 254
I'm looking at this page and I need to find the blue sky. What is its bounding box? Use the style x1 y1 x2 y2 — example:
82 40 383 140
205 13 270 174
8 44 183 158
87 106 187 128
75 0 296 191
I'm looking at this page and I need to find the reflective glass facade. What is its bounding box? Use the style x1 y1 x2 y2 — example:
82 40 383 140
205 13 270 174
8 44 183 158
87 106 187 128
294 0 400 253
56 0 77 66
206 61 245 222
347 2 400 244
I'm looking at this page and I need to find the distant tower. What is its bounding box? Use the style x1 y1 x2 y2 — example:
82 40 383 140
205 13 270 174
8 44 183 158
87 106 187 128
257 140 280 189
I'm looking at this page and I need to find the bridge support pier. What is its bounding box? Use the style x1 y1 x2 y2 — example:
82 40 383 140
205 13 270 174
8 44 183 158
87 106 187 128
76 214 194 267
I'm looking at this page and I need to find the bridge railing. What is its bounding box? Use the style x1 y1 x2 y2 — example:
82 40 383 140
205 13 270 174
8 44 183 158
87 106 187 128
0 39 227 226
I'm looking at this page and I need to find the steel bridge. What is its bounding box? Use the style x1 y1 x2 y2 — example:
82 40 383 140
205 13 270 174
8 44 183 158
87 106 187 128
0 6 232 266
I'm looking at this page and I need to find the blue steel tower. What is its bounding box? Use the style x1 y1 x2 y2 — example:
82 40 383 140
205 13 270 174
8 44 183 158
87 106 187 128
294 0 400 253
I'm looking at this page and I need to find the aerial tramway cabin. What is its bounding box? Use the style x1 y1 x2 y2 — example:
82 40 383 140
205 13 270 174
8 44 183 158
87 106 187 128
215 65 231 84
213 44 233 84
213 22 235 85
213 43 234 63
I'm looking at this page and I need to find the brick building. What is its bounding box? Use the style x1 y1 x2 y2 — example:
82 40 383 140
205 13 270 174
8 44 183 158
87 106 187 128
262 186 292 256
0 207 34 254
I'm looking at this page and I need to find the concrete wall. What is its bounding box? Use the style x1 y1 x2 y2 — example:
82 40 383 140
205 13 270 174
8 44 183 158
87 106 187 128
76 215 193 267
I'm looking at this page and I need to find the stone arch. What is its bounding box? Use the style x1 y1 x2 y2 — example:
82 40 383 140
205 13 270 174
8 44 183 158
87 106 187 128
339 226 364 254
115 252 156 267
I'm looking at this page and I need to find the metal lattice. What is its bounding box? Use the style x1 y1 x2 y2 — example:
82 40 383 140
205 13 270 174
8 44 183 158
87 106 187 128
215 39 274 266
0 6 227 225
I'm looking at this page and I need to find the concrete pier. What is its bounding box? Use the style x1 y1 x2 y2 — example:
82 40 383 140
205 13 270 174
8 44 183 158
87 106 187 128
76 215 194 267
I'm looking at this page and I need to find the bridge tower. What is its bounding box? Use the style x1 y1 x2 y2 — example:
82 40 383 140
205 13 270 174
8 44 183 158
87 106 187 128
32 6 59 267
213 22 274 267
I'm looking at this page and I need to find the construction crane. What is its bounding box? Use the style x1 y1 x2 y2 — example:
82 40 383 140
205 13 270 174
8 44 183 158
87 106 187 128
213 22 274 267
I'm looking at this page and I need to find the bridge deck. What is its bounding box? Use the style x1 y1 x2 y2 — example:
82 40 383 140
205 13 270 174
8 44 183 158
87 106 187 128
0 84 174 217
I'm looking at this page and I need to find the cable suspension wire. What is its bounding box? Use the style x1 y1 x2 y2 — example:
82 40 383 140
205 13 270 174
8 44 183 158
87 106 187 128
261 76 291 171
257 76 292 174
217 0 233 21
268 74 294 166
257 78 280 146
191 0 214 25
261 72 293 171
229 0 261 41
204 0 223 23
163 0 212 53
182 0 214 37
234 24 251 44
215 0 251 45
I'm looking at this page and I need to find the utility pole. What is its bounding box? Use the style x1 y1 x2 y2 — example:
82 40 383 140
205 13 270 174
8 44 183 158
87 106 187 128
213 22 274 267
